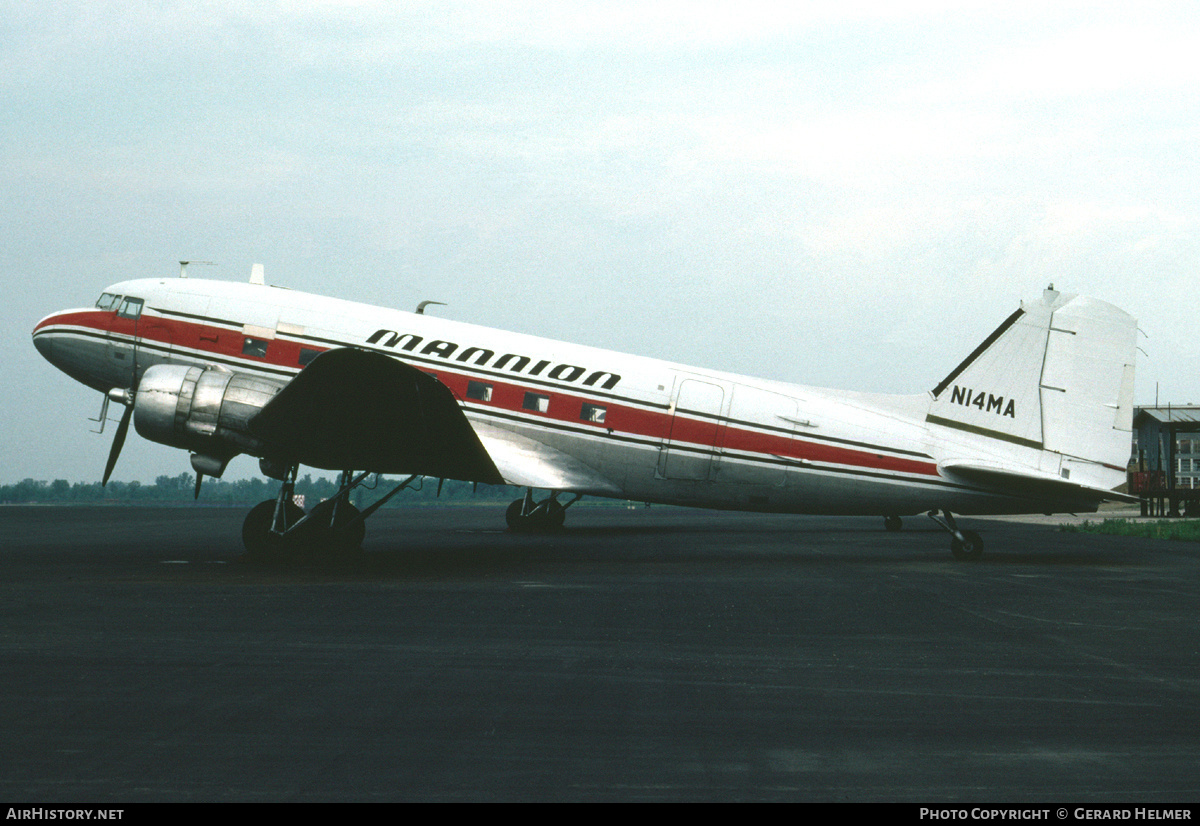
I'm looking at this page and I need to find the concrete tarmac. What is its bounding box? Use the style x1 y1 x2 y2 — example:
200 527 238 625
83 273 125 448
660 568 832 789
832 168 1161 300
1 504 1198 802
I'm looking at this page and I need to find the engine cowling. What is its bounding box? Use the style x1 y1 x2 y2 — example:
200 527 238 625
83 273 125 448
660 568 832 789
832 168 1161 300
133 364 287 464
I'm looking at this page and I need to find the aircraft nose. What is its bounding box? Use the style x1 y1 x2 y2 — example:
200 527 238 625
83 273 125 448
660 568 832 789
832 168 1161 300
32 309 86 376
32 312 64 361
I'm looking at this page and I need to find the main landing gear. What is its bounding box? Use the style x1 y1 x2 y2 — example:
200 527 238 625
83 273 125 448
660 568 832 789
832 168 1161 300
241 467 419 559
927 509 984 561
505 488 582 533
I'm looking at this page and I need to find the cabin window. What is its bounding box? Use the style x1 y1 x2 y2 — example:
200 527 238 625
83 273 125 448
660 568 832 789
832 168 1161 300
298 347 321 366
580 403 607 424
466 381 493 402
522 392 550 413
96 293 120 311
242 337 269 358
116 297 143 320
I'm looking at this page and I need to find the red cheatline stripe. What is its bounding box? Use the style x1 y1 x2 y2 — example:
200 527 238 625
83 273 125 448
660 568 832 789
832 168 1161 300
40 310 941 478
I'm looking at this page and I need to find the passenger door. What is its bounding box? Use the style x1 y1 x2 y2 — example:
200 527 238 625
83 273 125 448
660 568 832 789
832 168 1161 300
658 378 726 481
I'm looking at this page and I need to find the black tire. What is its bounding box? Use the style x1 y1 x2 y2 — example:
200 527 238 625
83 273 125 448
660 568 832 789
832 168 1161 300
242 500 305 558
950 529 984 561
506 499 529 532
884 515 903 532
327 502 366 553
541 499 566 529
506 498 566 532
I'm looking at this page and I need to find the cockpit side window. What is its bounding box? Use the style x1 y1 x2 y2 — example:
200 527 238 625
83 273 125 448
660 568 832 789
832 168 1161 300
96 293 121 311
117 297 144 320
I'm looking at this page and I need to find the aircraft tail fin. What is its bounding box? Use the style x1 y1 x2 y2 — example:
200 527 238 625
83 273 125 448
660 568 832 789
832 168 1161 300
927 287 1136 486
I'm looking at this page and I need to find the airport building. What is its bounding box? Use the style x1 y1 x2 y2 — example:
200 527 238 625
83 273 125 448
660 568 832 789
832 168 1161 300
1131 406 1200 516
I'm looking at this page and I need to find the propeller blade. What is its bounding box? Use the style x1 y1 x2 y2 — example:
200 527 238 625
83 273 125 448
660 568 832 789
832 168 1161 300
102 403 133 486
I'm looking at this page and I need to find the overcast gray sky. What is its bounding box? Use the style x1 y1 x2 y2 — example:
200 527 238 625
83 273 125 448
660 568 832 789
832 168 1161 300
5 0 1199 484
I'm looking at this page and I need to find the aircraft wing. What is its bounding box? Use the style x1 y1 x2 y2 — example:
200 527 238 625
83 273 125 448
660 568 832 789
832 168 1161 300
938 459 1139 504
470 421 623 496
248 348 505 483
248 348 620 493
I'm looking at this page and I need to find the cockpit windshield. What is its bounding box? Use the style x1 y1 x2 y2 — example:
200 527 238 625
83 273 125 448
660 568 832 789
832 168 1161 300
117 297 144 320
96 292 121 311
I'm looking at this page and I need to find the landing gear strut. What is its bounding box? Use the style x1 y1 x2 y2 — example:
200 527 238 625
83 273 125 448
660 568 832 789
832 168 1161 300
506 489 581 532
927 509 983 560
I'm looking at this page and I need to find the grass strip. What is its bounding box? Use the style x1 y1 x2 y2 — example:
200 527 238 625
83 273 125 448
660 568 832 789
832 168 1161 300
1062 518 1200 542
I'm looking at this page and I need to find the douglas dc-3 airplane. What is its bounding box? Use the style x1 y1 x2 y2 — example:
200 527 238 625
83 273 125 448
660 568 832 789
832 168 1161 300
33 266 1137 560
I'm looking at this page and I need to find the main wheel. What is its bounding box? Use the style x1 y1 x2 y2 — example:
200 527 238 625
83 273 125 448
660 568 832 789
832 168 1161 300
242 499 305 558
884 515 903 532
506 498 530 531
541 499 566 529
506 498 566 532
950 529 984 561
326 502 366 553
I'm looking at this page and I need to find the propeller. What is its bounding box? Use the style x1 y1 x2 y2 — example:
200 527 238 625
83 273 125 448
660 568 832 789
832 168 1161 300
101 388 134 487
102 307 142 487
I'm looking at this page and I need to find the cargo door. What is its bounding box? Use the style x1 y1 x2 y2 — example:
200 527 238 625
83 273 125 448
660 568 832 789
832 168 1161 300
721 385 798 487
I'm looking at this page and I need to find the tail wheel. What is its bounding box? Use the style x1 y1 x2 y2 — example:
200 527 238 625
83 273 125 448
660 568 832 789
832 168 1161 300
950 529 984 561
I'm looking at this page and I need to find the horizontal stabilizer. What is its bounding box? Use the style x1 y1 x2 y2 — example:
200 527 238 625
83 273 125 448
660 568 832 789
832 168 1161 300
939 459 1138 504
249 348 504 483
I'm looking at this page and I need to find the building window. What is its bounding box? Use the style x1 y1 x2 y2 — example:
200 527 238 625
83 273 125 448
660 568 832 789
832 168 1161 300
523 392 550 413
242 337 269 358
298 347 321 366
466 381 493 402
580 403 606 423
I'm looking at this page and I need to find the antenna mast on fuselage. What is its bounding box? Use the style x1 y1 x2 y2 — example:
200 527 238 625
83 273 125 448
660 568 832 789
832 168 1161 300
179 260 215 279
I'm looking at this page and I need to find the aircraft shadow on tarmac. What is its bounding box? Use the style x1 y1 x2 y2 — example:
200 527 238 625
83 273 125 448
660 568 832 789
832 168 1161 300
227 522 1142 577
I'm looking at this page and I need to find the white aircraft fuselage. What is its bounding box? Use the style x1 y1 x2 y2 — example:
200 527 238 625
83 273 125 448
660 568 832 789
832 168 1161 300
33 274 1138 556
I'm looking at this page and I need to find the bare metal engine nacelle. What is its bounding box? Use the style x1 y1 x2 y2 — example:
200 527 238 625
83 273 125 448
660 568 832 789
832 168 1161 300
133 364 287 474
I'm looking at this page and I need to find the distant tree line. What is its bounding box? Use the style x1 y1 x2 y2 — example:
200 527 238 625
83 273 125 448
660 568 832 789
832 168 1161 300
0 473 522 507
